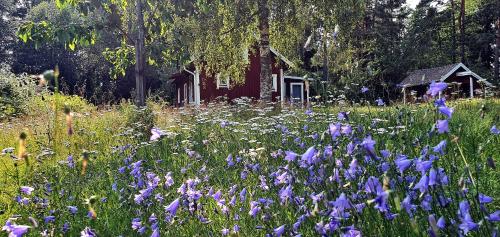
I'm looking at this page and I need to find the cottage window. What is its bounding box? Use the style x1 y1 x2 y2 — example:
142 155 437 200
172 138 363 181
216 74 230 89
272 74 278 92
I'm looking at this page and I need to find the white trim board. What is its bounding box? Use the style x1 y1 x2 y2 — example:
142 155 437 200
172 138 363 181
272 74 278 92
270 47 295 68
440 63 494 87
280 69 285 103
284 75 315 81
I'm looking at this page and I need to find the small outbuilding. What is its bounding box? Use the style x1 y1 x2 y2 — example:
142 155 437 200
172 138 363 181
399 63 494 103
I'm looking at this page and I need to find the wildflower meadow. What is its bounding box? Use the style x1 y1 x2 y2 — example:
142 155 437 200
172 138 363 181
2 0 500 235
1 83 499 237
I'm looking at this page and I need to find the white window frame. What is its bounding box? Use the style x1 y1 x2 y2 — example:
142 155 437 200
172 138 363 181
216 74 230 89
290 82 304 103
272 74 278 92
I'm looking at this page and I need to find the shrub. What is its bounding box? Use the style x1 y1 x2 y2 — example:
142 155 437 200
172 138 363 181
121 103 155 141
27 93 94 116
0 66 38 119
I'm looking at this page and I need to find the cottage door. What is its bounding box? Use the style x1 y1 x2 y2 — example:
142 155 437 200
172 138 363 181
290 83 304 103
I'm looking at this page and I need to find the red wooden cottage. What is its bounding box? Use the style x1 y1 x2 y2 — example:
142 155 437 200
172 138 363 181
170 48 313 106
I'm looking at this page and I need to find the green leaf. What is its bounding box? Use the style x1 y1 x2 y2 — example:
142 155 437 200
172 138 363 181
19 33 28 43
17 22 33 43
55 0 63 8
147 57 156 66
68 41 76 51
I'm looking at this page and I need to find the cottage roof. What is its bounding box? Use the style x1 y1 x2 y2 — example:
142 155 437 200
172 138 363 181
399 63 493 88
270 47 294 68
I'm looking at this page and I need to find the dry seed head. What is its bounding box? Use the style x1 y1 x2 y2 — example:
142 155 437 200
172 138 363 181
82 150 90 160
19 132 27 140
81 159 88 176
65 107 74 135
64 106 71 115
18 132 28 160
383 176 390 191
88 195 98 205
89 208 97 219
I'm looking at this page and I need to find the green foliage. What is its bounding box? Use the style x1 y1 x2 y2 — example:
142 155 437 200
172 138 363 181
103 42 135 79
122 103 155 141
54 0 80 8
0 66 38 119
17 1 96 51
28 93 93 115
402 0 497 82
17 21 50 48
9 0 500 104
0 1 12 39
12 1 130 104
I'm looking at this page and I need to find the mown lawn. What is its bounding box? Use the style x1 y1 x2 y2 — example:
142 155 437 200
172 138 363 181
1 97 499 236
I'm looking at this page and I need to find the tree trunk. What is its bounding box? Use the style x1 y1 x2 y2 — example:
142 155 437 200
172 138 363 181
459 0 465 63
450 0 456 63
135 0 146 106
495 18 500 84
258 0 272 101
322 36 329 82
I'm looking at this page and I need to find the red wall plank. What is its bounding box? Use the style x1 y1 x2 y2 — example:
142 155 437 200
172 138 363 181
200 49 283 103
173 48 285 105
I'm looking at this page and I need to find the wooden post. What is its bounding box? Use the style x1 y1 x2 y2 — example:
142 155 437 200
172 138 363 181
469 76 474 98
305 80 310 106
403 87 406 104
194 69 200 106
280 69 285 105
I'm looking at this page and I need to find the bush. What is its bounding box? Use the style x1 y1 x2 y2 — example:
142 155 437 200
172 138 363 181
27 93 94 116
121 103 155 141
0 66 38 119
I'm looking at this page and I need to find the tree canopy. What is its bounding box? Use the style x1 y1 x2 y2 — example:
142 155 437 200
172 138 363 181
4 0 498 104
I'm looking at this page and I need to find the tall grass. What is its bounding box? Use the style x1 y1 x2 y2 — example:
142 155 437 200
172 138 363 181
0 97 498 236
